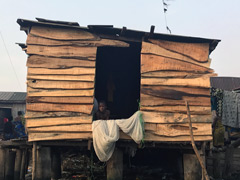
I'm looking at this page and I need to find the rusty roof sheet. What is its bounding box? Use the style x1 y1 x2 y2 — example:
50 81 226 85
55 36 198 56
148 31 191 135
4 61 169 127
210 77 240 91
17 18 220 54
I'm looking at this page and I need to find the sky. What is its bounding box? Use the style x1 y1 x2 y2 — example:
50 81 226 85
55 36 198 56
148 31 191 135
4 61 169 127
0 0 240 92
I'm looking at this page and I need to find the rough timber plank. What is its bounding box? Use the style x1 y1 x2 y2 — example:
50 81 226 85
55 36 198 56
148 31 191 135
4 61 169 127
141 86 210 99
28 74 95 82
26 116 92 128
27 55 96 69
25 111 86 119
141 111 212 123
28 124 92 132
27 45 97 58
28 67 95 75
141 77 210 88
27 96 93 104
28 132 93 142
141 54 213 73
27 103 93 114
141 42 209 65
27 34 129 47
27 80 94 89
141 106 211 115
30 26 98 40
141 71 217 79
27 88 94 97
140 94 210 106
28 131 212 142
149 39 209 63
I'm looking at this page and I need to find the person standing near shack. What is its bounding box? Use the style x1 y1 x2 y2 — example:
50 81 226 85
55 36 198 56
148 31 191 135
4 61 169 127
3 116 14 140
95 101 110 120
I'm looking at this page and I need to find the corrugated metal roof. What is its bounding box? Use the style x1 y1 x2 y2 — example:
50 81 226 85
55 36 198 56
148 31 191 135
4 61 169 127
210 77 240 91
17 18 221 54
0 92 26 103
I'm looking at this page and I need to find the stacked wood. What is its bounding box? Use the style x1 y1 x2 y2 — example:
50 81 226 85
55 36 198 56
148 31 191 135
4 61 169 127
140 40 216 142
25 25 129 141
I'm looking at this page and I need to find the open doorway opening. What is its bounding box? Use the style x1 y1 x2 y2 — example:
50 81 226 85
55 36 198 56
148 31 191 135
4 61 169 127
95 42 141 119
0 108 12 133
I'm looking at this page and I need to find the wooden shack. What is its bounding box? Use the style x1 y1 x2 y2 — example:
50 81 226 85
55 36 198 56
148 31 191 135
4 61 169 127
17 18 220 143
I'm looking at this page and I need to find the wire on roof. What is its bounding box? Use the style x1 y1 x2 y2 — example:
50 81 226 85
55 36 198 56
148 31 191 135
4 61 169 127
162 0 172 34
0 31 23 91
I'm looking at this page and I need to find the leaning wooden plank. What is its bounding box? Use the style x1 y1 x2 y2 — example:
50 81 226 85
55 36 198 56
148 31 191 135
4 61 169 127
27 103 93 114
149 39 209 63
141 85 210 99
28 124 92 132
28 132 93 142
141 42 209 65
27 96 93 104
28 67 95 75
27 88 94 97
27 55 96 69
26 116 92 128
141 77 210 88
140 94 210 106
141 54 213 73
141 106 211 115
27 80 94 89
30 26 98 40
142 71 217 79
27 34 129 47
119 131 212 142
25 111 87 119
154 123 212 137
27 45 97 58
28 74 95 82
141 111 212 124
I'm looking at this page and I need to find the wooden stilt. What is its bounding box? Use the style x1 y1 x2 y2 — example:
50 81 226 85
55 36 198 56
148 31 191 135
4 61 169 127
51 148 61 180
32 142 37 180
5 149 16 180
20 149 27 180
0 148 6 179
14 149 23 180
183 154 202 180
107 148 123 180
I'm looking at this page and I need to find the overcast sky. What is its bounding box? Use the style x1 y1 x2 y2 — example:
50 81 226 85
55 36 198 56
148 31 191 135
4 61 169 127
0 0 239 92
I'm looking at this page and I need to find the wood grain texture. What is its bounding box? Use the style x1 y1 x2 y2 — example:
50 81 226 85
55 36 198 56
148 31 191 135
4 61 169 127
141 71 217 79
141 77 210 88
28 124 92 132
141 111 212 123
27 45 97 58
27 34 129 47
28 67 95 75
27 80 94 89
25 111 87 119
141 86 210 99
28 74 95 82
27 55 96 69
26 116 92 128
30 26 98 40
27 103 93 114
27 96 94 104
149 39 209 63
141 105 211 115
27 87 94 97
141 54 213 73
141 42 209 66
140 94 210 106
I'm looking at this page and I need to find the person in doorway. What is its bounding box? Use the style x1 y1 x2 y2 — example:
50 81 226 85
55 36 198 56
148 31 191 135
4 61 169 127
3 116 14 140
15 111 25 126
95 101 110 120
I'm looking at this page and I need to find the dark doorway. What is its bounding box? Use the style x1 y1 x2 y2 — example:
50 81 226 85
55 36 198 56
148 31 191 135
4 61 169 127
0 108 12 133
95 42 141 119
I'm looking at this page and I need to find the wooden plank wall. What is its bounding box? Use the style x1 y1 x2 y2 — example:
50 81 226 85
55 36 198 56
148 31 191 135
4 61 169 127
140 39 216 142
25 25 129 141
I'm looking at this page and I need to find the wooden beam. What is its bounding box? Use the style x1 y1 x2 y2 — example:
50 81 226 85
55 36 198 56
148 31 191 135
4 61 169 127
28 67 95 75
26 116 92 128
27 80 94 89
27 103 93 114
30 25 98 40
25 111 87 119
27 45 97 58
141 54 213 73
